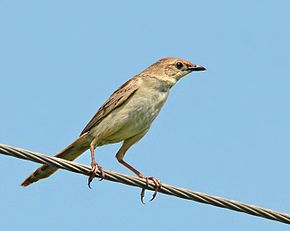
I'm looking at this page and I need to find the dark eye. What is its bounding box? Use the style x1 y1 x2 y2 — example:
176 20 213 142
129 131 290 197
175 62 183 69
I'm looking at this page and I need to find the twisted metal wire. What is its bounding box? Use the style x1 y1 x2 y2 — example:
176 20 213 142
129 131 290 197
0 143 289 225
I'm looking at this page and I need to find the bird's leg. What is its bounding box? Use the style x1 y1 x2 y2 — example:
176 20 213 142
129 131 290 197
88 145 104 188
116 133 161 203
118 159 161 203
117 159 145 178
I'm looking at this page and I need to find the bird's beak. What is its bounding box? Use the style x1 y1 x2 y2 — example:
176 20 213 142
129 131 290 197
187 65 206 71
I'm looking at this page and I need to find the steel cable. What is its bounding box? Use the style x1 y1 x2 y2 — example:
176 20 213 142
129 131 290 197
0 143 289 225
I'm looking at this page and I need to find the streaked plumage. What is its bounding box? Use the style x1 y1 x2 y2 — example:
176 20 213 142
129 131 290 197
21 57 206 191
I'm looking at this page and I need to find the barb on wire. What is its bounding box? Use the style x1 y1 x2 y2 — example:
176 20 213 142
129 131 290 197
0 143 289 225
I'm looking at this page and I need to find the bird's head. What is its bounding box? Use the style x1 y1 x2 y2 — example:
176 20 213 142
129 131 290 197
143 57 206 84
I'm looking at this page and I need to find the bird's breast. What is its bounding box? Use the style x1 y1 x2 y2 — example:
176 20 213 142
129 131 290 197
93 87 169 145
119 87 169 131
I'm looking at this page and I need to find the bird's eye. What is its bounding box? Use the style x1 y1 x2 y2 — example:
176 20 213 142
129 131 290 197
175 62 183 69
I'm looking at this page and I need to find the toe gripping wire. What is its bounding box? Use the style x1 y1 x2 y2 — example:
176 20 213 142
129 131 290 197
1 143 290 225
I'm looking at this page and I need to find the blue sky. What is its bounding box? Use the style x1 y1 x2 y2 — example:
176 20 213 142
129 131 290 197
1 0 290 230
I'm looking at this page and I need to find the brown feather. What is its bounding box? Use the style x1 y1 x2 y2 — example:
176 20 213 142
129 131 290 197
80 77 139 136
21 132 91 186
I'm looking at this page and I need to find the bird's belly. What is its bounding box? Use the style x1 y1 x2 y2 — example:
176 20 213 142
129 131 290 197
92 89 168 145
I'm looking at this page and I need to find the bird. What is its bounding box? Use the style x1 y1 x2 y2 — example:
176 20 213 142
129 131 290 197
21 57 206 201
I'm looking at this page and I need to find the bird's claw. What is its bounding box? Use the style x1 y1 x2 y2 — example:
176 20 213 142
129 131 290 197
88 164 105 188
140 177 161 204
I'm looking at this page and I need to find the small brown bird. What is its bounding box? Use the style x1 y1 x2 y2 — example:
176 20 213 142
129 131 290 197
21 57 206 201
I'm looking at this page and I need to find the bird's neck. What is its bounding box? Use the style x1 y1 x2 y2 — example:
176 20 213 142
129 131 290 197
144 75 177 91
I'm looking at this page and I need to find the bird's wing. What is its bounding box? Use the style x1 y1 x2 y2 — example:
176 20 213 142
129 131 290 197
80 77 140 136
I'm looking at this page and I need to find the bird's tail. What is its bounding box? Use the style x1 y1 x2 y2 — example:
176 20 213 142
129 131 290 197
21 132 91 187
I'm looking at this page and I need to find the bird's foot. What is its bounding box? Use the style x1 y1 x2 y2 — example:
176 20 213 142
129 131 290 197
88 161 105 188
140 176 161 204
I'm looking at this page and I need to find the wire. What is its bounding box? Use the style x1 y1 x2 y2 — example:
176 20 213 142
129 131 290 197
0 143 289 225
